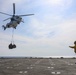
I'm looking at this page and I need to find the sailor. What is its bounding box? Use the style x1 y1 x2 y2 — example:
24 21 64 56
69 41 76 53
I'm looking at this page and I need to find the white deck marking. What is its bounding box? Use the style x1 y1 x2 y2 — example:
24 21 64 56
19 71 23 73
24 71 28 73
6 66 13 69
47 67 51 69
56 72 61 74
19 71 28 74
51 72 61 74
51 72 55 74
58 59 74 65
49 59 55 65
34 59 43 65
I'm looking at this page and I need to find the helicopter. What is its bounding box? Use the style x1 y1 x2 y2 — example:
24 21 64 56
0 3 34 30
0 3 34 49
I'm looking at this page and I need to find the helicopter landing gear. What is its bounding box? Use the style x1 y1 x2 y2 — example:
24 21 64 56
8 43 16 49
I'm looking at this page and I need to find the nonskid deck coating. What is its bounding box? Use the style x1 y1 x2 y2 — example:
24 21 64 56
0 58 76 75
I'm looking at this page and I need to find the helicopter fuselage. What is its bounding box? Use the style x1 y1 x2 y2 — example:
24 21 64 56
5 16 22 29
1 3 34 30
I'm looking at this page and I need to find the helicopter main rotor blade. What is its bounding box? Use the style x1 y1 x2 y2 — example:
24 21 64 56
19 14 34 17
3 17 11 21
0 12 12 16
13 3 15 15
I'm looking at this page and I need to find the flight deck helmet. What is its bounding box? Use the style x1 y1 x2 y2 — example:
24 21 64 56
74 41 76 44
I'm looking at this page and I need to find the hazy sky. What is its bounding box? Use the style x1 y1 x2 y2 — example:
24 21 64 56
0 0 76 57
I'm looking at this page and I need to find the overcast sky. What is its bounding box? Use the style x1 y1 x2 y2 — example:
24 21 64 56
0 0 76 57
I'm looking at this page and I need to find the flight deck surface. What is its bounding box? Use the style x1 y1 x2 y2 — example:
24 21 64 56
0 58 76 75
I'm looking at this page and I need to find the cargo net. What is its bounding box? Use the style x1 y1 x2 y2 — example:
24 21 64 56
8 29 16 49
